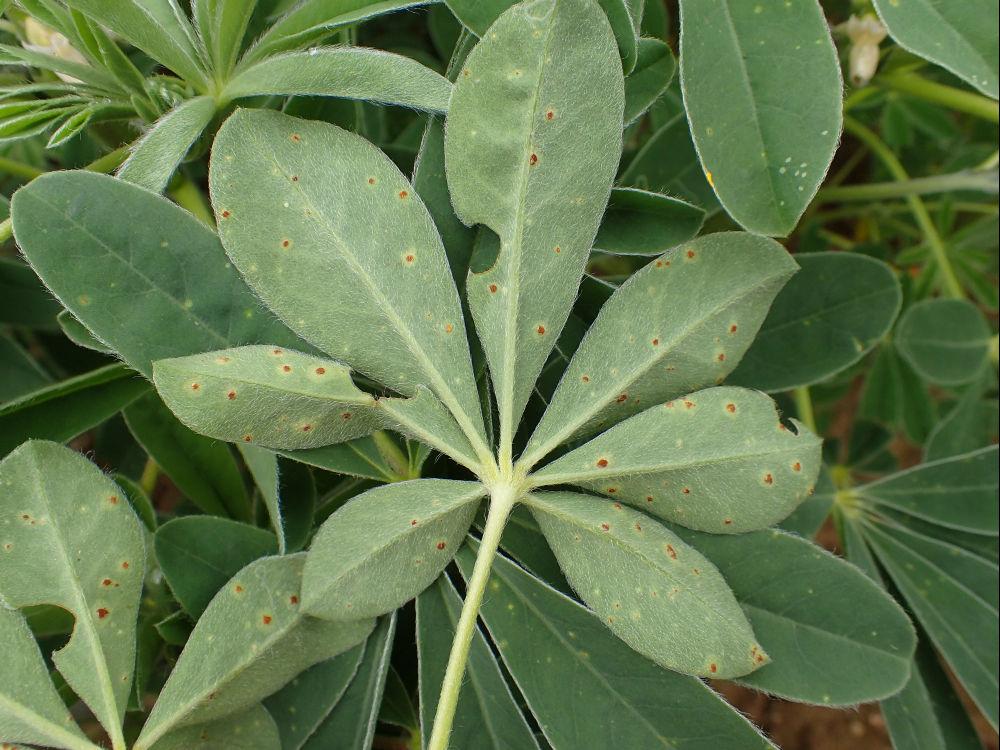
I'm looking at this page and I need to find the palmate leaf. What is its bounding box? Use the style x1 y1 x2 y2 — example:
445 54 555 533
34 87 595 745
521 233 797 467
524 491 764 678
191 0 257 80
444 0 624 456
209 108 489 464
302 480 484 620
678 527 916 705
678 0 842 235
872 0 999 99
532 387 821 533
454 543 776 749
417 575 540 750
0 441 146 750
153 345 382 450
224 47 453 113
0 601 94 750
134 555 373 749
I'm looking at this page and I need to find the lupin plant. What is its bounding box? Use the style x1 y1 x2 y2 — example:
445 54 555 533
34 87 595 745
2 0 998 749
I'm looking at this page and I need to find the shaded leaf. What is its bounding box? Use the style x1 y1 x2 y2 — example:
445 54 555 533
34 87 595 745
149 704 281 750
593 187 704 256
0 256 62 329
624 38 676 124
895 298 992 386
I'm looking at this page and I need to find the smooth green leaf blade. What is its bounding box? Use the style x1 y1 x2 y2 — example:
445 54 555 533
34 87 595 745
0 364 150 457
210 108 487 456
12 171 306 379
416 574 540 750
0 441 145 748
263 643 365 750
302 480 484 620
124 392 249 519
872 0 998 99
523 233 797 465
62 0 206 86
135 555 374 749
593 187 704 256
245 0 429 62
678 0 842 235
864 521 999 729
454 543 776 749
225 48 452 112
445 0 625 448
154 345 381 450
895 298 992 386
857 446 999 535
299 615 395 750
881 637 983 750
533 387 821 533
678 527 916 705
0 257 61 330
624 37 676 124
154 517 278 619
729 252 903 392
0 606 92 750
526 491 764 678
925 392 998 462
445 0 641 73
149 704 281 750
117 97 217 194
859 344 936 443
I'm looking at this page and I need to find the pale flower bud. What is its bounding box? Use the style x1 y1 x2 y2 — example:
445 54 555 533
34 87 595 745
843 14 887 87
23 17 88 83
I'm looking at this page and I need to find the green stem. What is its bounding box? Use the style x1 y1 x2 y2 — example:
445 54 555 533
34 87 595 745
0 217 12 245
793 386 818 435
372 430 414 481
84 144 130 174
0 154 45 180
817 169 997 203
878 72 1000 123
168 175 215 226
844 116 964 299
139 457 159 497
427 483 518 750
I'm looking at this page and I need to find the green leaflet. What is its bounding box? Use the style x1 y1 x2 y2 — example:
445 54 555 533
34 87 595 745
729 252 903 393
12 171 306 379
454 543 776 749
263 643 366 750
153 345 382 450
677 527 916 705
124 392 249 520
0 256 62 329
525 491 764 678
0 441 146 750
210 109 488 461
779 464 835 539
154 517 278 619
444 0 624 455
302 480 484 620
240 447 316 552
856 446 999 535
592 187 704 256
521 233 797 466
925 391 999 462
872 0 999 99
117 96 217 194
0 606 94 750
445 0 641 73
135 555 374 749
678 0 842 235
191 0 256 79
623 37 676 124
859 344 935 444
224 48 452 113
299 615 396 750
0 334 50 404
863 520 999 729
244 0 431 62
148 704 281 750
531 387 821 533
895 298 992 385
0 364 150 457
416 574 540 750
57 310 112 353
378 387 483 472
61 0 207 87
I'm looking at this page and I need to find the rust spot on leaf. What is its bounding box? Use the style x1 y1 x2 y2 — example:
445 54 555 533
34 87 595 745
262 615 272 625
97 608 109 619
726 403 736 413
596 458 609 468
489 284 498 293
537 325 546 335
315 367 326 375
764 473 774 485
228 390 237 400
792 462 801 472
600 523 610 531
436 541 446 550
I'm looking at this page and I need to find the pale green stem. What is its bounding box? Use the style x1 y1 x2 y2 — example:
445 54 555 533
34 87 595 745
793 386 818 435
427 483 518 750
0 154 45 180
139 457 159 497
169 175 215 226
817 169 997 203
878 72 1000 124
0 217 12 244
844 116 964 299
83 145 130 174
